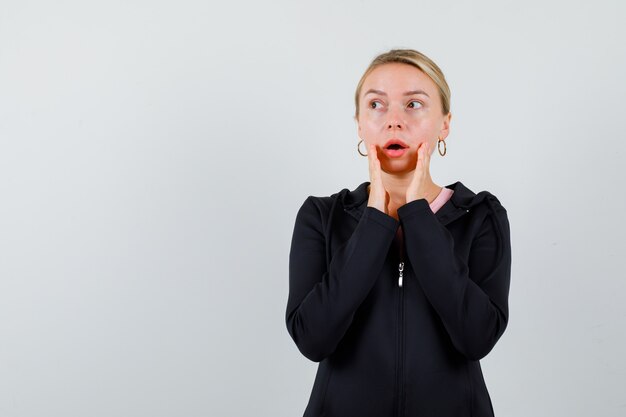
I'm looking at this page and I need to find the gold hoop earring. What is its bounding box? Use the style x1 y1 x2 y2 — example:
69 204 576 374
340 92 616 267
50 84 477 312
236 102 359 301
438 137 447 156
357 139 368 157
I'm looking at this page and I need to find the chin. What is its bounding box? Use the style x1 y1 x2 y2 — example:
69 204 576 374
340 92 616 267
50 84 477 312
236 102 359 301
382 151 417 168
381 158 414 174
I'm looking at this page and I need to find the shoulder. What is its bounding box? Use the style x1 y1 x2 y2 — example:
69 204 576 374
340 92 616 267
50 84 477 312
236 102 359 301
448 181 511 242
297 181 369 213
295 194 334 220
464 184 511 245
292 186 343 227
449 180 508 213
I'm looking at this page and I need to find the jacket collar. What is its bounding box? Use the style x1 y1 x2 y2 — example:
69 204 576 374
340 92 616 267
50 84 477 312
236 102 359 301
337 181 484 226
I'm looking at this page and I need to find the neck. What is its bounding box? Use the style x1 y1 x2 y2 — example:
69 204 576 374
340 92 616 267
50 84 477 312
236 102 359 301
368 170 442 206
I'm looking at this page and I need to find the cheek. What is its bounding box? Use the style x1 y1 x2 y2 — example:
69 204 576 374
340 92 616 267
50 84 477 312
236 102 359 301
360 120 379 136
408 116 434 129
362 114 380 126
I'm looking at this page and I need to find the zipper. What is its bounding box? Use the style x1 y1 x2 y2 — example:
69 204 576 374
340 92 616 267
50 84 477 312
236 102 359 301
397 224 405 288
395 226 405 417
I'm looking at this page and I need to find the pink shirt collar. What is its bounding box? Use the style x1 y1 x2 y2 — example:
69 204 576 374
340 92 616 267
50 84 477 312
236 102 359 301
429 187 454 214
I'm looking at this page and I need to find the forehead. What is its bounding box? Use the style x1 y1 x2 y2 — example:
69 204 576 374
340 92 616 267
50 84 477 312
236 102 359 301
361 63 437 97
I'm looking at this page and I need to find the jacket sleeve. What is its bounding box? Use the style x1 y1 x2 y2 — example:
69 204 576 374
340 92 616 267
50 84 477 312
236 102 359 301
286 196 399 362
397 197 512 361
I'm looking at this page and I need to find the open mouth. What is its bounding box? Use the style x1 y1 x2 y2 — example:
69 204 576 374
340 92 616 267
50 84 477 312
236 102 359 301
383 143 408 158
383 139 409 150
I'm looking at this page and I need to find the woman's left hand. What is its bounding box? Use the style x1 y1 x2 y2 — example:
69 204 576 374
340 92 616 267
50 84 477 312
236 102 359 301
406 141 433 203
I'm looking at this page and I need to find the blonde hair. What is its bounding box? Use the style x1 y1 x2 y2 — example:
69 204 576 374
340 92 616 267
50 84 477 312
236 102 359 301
354 49 451 119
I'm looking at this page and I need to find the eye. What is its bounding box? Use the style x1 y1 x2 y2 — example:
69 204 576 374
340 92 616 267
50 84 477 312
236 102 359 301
408 100 423 109
369 100 383 109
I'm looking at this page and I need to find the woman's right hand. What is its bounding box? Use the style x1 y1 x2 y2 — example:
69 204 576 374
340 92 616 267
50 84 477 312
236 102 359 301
366 143 390 215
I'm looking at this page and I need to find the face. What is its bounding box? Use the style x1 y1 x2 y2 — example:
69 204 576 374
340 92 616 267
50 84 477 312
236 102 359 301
356 62 451 174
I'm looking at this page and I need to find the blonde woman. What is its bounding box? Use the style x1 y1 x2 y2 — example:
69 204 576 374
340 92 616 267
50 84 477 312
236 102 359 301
286 49 512 417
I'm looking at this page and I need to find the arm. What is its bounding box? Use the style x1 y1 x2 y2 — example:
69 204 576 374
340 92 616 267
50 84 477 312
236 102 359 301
286 196 399 362
397 197 512 361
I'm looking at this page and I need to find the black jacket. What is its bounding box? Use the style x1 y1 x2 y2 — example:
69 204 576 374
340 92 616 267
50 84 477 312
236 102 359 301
286 180 512 417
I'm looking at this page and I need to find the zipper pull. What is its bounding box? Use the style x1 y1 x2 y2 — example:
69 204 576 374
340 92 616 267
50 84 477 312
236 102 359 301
398 261 404 287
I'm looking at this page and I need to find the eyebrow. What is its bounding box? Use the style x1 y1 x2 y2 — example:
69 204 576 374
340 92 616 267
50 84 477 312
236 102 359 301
364 88 430 98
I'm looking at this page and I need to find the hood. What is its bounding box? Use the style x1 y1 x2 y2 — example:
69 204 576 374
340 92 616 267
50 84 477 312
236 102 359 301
334 180 508 268
336 180 492 212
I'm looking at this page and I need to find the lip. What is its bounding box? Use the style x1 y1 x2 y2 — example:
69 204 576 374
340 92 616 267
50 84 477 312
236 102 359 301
383 147 408 158
383 138 409 150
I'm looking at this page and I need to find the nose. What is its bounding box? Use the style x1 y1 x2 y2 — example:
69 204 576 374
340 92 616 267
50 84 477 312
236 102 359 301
386 108 404 130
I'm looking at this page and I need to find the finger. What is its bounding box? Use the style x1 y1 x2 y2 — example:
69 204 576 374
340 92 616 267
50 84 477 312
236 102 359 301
370 145 379 185
417 142 425 169
374 156 380 181
368 144 374 180
371 145 379 173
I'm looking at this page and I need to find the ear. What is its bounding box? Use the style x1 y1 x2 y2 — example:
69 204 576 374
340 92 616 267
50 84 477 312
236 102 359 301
439 112 452 140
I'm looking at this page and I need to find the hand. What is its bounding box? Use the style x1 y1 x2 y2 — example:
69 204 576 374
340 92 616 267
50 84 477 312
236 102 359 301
366 143 390 214
406 141 433 203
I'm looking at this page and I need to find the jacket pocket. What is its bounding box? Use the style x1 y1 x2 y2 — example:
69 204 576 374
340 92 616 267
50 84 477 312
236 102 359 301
303 364 333 417
467 363 496 417
405 369 472 417
321 368 394 417
319 367 332 415
465 363 474 417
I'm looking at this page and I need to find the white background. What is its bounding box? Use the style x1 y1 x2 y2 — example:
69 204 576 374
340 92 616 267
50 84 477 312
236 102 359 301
1 0 625 416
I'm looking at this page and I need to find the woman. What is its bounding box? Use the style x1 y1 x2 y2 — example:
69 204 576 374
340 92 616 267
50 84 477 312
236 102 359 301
286 49 512 417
